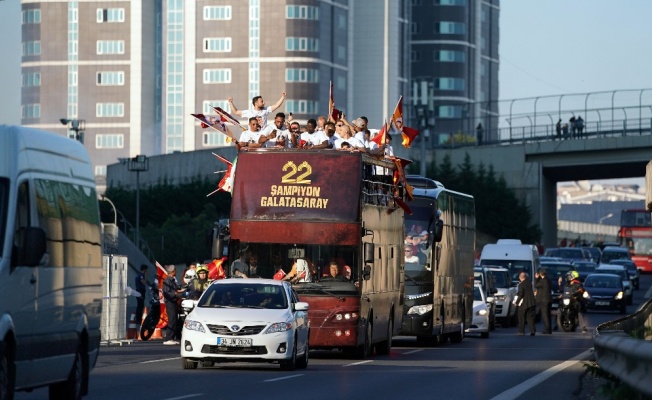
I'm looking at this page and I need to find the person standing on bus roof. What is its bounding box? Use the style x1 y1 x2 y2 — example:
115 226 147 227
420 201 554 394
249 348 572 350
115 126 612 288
299 118 329 149
227 91 286 129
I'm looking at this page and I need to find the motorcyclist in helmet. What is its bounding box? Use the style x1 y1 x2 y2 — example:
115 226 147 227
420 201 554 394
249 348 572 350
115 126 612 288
187 264 211 300
559 270 587 332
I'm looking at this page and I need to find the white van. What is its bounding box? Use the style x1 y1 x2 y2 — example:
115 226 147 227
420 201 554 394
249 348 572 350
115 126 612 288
0 125 103 398
480 239 540 282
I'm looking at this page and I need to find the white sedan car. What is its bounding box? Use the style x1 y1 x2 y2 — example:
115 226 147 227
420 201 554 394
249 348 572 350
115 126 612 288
180 278 310 370
465 282 490 338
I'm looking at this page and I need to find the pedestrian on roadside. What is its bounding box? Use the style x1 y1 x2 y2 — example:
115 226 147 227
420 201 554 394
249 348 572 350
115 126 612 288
135 264 148 324
514 271 536 336
555 119 562 140
534 268 552 334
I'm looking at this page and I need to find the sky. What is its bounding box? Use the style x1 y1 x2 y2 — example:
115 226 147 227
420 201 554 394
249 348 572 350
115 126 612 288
1 0 650 182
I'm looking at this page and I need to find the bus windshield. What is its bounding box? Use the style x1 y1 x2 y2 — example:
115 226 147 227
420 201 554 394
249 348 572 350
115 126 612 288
228 242 360 285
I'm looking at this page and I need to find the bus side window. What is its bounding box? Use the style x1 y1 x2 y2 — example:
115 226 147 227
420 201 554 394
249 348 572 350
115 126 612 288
12 182 30 268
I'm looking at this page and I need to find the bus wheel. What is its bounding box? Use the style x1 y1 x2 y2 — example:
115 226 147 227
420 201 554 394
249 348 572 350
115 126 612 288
356 321 372 359
375 319 392 356
0 340 15 400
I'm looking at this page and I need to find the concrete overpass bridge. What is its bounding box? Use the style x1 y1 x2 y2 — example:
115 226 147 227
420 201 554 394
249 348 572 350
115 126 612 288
423 132 652 248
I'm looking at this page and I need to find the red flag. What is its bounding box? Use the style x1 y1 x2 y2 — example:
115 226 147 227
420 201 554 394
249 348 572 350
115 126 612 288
212 106 247 131
371 119 388 146
390 96 420 148
206 258 227 280
273 269 287 280
192 113 235 142
393 157 414 201
328 80 342 121
393 196 413 215
401 126 420 149
155 261 167 289
207 153 236 195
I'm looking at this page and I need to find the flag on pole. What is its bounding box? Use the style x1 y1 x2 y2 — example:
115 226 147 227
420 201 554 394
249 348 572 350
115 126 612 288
191 113 236 142
212 106 247 131
393 157 414 201
371 119 389 146
390 96 420 148
328 80 341 121
207 153 237 195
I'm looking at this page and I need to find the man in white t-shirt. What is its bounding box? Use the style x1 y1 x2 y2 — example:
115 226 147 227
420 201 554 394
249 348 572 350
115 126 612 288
259 112 292 148
299 118 329 149
236 117 264 151
228 91 286 128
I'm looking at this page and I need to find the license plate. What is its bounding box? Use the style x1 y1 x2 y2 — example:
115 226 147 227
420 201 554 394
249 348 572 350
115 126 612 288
217 337 252 347
595 301 610 306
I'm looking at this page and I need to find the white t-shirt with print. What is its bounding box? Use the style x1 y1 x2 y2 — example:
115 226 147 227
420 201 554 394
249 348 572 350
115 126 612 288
241 106 273 128
238 129 264 145
300 131 329 147
259 124 291 148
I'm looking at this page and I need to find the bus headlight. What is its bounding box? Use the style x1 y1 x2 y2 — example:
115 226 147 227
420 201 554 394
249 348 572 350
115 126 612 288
407 304 433 315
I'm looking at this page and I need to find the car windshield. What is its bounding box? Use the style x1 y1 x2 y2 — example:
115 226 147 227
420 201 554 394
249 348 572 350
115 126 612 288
609 260 637 272
198 283 288 309
488 271 510 288
584 275 621 289
601 250 630 264
598 269 627 280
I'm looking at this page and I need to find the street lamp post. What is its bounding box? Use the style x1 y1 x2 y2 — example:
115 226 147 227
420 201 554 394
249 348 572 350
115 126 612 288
599 213 614 225
59 118 86 143
100 195 117 225
127 155 149 249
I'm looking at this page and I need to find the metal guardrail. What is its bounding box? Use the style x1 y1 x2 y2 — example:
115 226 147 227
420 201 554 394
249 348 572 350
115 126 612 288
593 298 652 396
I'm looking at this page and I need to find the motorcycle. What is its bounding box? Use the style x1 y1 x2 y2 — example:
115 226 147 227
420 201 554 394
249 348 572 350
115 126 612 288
557 287 579 332
140 279 162 341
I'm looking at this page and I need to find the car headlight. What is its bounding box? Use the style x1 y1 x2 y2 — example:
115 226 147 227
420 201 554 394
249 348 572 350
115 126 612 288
264 322 292 334
407 304 433 315
494 295 506 301
615 291 624 300
562 298 571 306
582 291 590 299
476 309 487 316
183 319 206 333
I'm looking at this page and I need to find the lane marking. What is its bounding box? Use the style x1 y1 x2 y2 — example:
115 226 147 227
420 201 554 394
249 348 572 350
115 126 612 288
343 360 373 367
264 374 304 382
141 357 181 364
164 395 203 400
489 349 591 400
403 349 423 355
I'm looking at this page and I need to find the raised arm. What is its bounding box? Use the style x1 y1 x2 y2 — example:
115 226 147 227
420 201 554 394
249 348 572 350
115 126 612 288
227 96 243 117
270 91 287 112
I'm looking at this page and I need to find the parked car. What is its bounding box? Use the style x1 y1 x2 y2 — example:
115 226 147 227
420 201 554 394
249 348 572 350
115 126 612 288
571 260 598 283
465 282 490 338
540 261 576 309
581 273 627 314
608 259 640 290
473 267 498 330
180 278 310 370
600 246 631 264
596 265 633 305
581 246 602 264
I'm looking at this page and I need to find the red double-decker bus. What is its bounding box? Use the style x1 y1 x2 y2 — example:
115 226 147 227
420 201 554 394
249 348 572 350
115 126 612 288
618 209 652 273
227 149 405 358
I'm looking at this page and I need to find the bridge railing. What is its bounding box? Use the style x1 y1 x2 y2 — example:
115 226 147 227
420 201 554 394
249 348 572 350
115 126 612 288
593 298 652 397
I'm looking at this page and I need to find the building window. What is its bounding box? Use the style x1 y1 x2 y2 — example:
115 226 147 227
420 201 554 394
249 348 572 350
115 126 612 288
336 76 347 91
22 9 41 24
337 14 347 29
411 50 421 62
96 8 125 23
96 40 125 55
203 131 228 147
436 105 462 118
337 45 346 61
202 100 229 115
286 5 319 20
95 165 107 177
96 103 124 117
95 134 124 149
411 22 420 34
435 21 466 34
435 78 465 90
435 50 465 62
286 100 319 115
96 71 125 86
285 68 319 83
285 37 319 52
411 0 422 5
22 41 41 56
203 69 232 84
203 6 231 20
21 104 40 119
22 72 41 87
435 0 466 5
204 38 232 52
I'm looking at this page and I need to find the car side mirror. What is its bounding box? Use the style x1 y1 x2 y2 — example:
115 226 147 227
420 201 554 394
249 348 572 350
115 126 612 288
433 220 443 243
294 301 309 311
